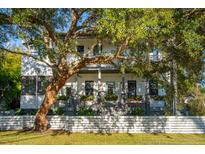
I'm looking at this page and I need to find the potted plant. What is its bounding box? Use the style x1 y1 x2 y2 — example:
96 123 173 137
81 95 94 106
128 95 143 102
105 94 118 103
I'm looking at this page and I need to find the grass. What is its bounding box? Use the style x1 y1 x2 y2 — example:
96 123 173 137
1 130 205 144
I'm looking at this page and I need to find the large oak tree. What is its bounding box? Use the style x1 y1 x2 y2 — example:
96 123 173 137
0 8 204 131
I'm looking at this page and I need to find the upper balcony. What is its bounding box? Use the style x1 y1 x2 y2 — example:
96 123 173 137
67 38 118 71
21 38 163 76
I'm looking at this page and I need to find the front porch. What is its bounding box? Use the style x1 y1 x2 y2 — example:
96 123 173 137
54 69 165 116
20 67 165 115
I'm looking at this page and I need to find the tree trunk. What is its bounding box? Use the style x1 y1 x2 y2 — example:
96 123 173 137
144 79 150 115
171 59 177 116
34 77 67 132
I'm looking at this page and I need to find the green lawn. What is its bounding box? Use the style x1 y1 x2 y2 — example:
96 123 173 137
1 130 205 144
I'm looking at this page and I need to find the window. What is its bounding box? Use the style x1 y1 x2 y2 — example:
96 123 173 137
22 76 51 95
85 81 94 96
37 76 51 95
93 44 102 56
127 80 136 97
22 76 36 95
149 80 158 95
77 46 84 54
107 82 115 95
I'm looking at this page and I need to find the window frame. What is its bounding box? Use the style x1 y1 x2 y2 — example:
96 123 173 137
21 76 51 95
106 81 115 95
127 80 137 97
37 76 51 95
93 44 102 56
21 76 36 95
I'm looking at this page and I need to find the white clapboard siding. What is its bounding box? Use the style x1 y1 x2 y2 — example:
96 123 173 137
0 116 205 133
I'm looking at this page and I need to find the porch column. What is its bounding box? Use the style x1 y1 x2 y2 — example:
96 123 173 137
98 68 102 92
98 39 102 95
73 73 79 114
120 72 126 105
75 74 78 95
97 67 102 104
145 79 150 115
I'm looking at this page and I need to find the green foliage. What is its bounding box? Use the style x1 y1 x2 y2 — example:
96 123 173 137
185 86 205 116
57 95 69 100
117 9 205 110
76 107 95 116
15 108 38 115
81 95 94 101
0 52 21 109
187 99 205 116
105 94 118 101
52 106 65 115
130 107 145 116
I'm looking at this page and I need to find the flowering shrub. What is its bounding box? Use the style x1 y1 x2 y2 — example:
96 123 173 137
128 95 143 101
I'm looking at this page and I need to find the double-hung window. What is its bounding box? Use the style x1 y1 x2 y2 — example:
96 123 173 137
127 80 136 97
22 76 36 95
106 81 115 95
37 76 51 95
22 76 51 95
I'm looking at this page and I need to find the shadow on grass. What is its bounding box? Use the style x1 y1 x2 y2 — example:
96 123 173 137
0 129 34 137
0 130 49 144
149 132 173 139
51 130 72 136
94 131 112 136
127 133 134 137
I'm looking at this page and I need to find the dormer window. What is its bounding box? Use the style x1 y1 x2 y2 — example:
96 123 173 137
93 44 102 56
77 45 84 54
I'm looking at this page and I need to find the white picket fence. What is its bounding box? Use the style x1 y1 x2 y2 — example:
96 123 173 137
1 116 205 133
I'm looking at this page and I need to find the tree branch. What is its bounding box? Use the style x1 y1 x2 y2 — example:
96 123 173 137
76 11 97 31
68 36 131 75
0 13 12 25
0 47 54 68
65 9 79 40
28 16 57 44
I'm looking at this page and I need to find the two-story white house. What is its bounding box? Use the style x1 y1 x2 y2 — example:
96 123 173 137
20 36 166 115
